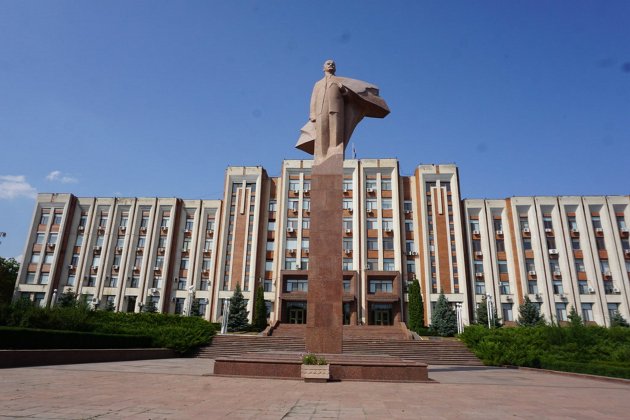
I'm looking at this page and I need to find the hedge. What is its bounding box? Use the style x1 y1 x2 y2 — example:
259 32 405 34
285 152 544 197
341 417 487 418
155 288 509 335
0 326 152 349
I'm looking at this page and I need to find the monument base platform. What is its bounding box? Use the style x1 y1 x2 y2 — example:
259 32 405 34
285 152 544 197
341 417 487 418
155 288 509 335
213 352 431 383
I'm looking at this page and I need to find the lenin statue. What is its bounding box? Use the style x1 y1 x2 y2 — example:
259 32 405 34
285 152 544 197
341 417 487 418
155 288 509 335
296 60 390 164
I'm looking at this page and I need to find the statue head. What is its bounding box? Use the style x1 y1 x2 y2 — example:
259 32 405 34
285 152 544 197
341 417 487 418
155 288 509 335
323 59 336 75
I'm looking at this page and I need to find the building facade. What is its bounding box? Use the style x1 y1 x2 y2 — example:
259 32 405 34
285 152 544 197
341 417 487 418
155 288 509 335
14 160 630 327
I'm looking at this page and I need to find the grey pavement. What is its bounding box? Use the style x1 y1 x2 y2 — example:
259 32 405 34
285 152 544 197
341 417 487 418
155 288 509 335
1 358 629 419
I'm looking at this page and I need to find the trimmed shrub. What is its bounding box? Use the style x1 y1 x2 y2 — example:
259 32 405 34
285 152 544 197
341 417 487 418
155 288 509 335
0 326 152 349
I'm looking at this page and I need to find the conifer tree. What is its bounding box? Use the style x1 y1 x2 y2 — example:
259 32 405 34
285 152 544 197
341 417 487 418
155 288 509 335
430 292 457 336
227 284 250 332
252 285 268 331
517 296 543 327
568 306 584 327
610 311 629 327
407 278 424 333
475 296 501 328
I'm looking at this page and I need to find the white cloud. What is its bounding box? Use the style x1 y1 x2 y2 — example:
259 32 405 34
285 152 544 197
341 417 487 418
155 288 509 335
46 170 78 184
0 175 37 199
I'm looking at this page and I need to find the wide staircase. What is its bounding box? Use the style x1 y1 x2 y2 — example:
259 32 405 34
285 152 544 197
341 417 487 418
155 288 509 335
196 324 482 366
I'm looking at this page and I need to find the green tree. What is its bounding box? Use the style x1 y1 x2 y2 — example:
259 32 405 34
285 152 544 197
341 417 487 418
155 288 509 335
517 296 544 327
407 278 424 333
252 285 268 331
227 284 250 332
475 296 501 328
0 257 19 305
568 306 584 327
57 289 79 308
190 298 201 317
610 311 629 327
143 300 158 313
430 292 457 337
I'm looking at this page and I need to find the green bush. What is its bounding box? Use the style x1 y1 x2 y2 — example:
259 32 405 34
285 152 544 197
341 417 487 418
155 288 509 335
459 324 630 379
0 326 152 349
0 300 216 353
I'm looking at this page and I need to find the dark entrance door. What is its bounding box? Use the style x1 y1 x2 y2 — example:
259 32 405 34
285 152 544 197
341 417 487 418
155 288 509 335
370 303 393 325
287 302 307 324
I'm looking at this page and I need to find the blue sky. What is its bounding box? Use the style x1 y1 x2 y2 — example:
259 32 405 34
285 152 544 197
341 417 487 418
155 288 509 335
1 1 629 259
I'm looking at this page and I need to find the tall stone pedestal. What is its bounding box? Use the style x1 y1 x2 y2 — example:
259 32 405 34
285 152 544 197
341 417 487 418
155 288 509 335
306 153 343 354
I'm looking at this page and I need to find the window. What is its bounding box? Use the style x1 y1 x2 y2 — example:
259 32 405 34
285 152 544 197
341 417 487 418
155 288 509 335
343 218 353 230
91 255 101 268
381 180 392 191
268 201 277 212
185 217 194 230
287 218 298 229
288 199 299 211
546 237 556 250
86 276 96 287
495 240 505 252
382 239 394 250
382 219 394 230
152 277 162 288
498 261 508 274
571 238 581 250
366 259 378 270
501 303 513 322
343 238 353 251
470 220 480 232
137 236 146 248
383 259 395 271
53 213 63 225
591 216 602 230
403 201 412 212
552 280 563 294
405 221 413 232
527 281 538 294
472 240 481 252
130 276 140 288
366 199 377 211
473 261 483 274
522 238 532 250
366 180 377 190
367 218 378 229
289 181 300 191
79 214 88 227
284 258 297 270
300 258 309 270
182 238 191 251
33 293 46 307
617 215 627 230
106 277 117 288
407 261 416 273
48 234 58 245
381 199 392 210
180 258 189 270
30 254 41 264
301 238 310 252
475 282 485 294
160 217 170 228
525 259 535 272
67 275 76 286
567 216 578 231
303 199 310 211
35 233 45 244
367 239 378 250
519 216 529 230
499 281 510 295
266 241 275 251
95 235 104 247
286 238 298 251
595 237 606 251
574 259 585 273
39 273 49 285
406 241 415 252
174 298 186 315
302 219 310 229
343 181 353 191
493 219 503 232
39 212 50 226
177 278 187 290
120 216 128 228
155 256 164 268
578 280 589 294
600 260 610 275
581 303 594 322
342 279 351 292
607 303 620 320
543 215 553 230
286 278 307 292
369 279 393 293
555 303 567 322
99 214 108 227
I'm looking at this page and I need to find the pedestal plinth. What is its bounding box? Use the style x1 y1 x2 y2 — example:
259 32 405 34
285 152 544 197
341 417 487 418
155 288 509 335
306 153 343 354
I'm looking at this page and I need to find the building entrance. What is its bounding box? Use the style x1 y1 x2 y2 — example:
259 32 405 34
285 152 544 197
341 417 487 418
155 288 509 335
370 303 393 325
287 302 307 324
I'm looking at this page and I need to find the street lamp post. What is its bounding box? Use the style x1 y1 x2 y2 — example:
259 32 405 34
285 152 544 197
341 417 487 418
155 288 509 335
486 293 494 328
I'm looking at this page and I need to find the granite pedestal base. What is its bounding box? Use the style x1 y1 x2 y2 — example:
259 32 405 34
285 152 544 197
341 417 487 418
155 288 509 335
213 352 430 383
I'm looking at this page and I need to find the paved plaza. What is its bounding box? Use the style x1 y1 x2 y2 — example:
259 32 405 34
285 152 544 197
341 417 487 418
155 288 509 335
1 358 629 419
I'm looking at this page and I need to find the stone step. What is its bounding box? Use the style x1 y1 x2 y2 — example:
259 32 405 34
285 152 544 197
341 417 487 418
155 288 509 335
196 334 482 366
